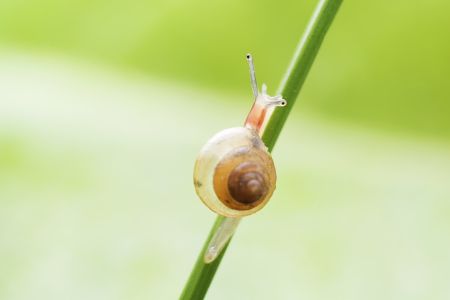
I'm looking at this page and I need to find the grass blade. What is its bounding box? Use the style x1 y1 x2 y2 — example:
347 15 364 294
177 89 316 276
180 0 343 298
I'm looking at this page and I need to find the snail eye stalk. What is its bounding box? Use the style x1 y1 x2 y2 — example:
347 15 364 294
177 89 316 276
246 53 259 98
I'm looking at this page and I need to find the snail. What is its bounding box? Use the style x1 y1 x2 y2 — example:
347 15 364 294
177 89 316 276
193 54 286 263
193 54 286 218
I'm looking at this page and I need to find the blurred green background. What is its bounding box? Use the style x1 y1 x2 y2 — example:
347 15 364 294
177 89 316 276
1 0 449 299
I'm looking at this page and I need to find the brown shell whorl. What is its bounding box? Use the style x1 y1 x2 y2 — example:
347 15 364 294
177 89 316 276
213 146 276 211
228 162 268 204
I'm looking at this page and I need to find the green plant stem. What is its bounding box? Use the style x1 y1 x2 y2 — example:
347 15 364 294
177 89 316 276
179 216 229 300
180 0 342 299
263 0 343 150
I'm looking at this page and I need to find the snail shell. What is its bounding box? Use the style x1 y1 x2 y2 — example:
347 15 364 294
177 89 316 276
193 127 276 217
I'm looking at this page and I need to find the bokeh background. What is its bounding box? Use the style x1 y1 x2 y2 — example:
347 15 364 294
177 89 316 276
1 0 449 299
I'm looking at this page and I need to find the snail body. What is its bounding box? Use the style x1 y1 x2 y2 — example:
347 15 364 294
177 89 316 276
194 127 276 217
193 54 287 263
